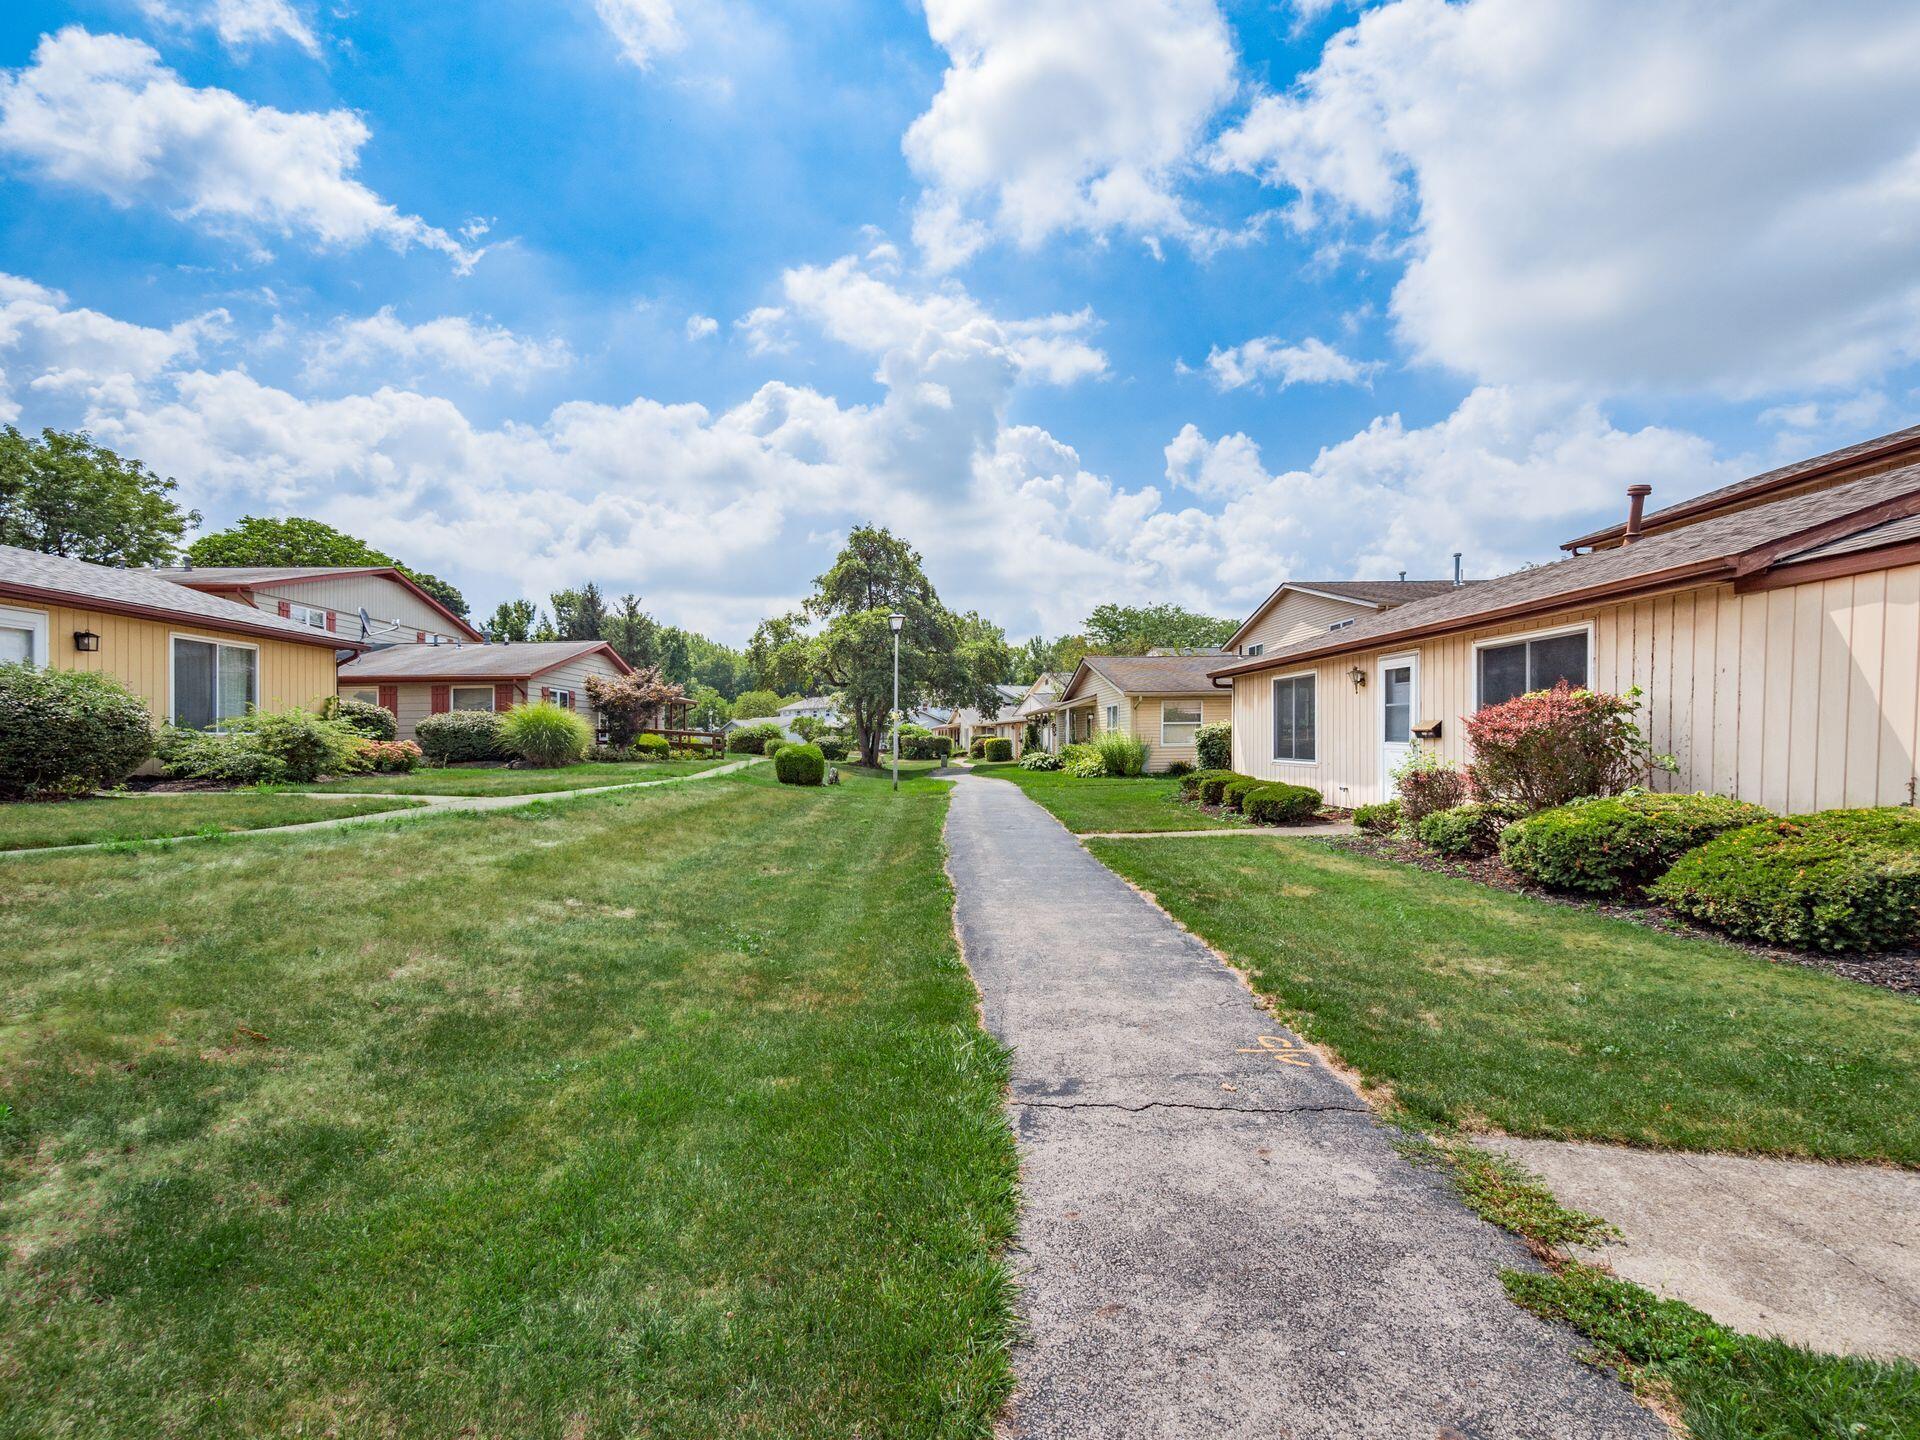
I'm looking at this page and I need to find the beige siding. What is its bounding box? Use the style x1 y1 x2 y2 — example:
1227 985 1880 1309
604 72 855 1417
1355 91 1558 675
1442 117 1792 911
1062 667 1227 772
1237 590 1379 656
18 600 339 725
249 575 466 644
1228 567 1920 811
533 652 625 712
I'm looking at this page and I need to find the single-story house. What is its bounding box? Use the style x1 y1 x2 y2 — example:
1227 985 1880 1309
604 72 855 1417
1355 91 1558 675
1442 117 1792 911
154 564 483 647
931 683 1029 752
1 543 358 730
335 640 638 742
1225 579 1467 659
1045 653 1232 772
1208 426 1920 813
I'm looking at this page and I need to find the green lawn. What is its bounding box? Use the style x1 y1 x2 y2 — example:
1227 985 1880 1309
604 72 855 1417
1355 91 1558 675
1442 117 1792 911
288 755 729 796
0 793 421 851
1086 837 1920 1164
969 763 1250 832
0 765 1016 1438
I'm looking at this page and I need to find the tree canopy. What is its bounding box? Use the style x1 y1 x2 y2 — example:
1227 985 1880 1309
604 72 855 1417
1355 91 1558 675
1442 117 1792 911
187 516 470 618
751 526 1012 766
0 426 198 566
1082 602 1239 653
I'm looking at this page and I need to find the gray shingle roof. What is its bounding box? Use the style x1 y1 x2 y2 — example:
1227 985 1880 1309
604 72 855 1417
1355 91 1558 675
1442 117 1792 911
1214 463 1920 678
0 544 359 647
151 565 392 584
337 640 621 680
1284 579 1468 605
1072 653 1223 696
1785 511 1920 562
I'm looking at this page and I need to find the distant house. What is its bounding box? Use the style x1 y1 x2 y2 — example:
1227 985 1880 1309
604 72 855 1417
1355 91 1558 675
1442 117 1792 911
1045 654 1230 772
936 681 1047 754
1 544 357 732
1225 579 1467 659
776 695 841 736
335 640 634 742
1209 426 1920 812
154 565 483 647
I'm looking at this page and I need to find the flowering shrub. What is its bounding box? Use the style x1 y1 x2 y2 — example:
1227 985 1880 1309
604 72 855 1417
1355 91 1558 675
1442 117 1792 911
1194 722 1232 771
357 739 423 773
1020 750 1062 770
1392 747 1470 826
1466 683 1670 811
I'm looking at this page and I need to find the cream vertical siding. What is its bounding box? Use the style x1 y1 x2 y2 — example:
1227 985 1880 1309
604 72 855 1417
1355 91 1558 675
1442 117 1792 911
20 601 340 724
1062 667 1227 772
1227 567 1920 811
1235 590 1379 655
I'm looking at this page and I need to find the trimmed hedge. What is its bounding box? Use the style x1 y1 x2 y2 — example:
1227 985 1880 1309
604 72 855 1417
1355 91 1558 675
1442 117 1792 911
726 722 783 755
1179 767 1231 801
1244 782 1322 825
1417 800 1527 859
981 737 1013 762
1501 791 1772 896
1194 721 1232 771
1651 808 1920 952
1197 772 1244 807
817 736 850 762
0 663 154 798
333 697 398 740
899 732 953 761
774 741 827 786
1221 777 1265 812
635 733 672 759
1354 799 1401 835
416 710 506 765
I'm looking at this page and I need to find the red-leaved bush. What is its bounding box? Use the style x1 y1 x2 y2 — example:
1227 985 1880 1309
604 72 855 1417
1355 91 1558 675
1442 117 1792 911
1466 683 1664 811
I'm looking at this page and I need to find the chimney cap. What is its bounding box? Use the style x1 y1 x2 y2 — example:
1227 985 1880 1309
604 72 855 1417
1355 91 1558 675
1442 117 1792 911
1627 482 1653 497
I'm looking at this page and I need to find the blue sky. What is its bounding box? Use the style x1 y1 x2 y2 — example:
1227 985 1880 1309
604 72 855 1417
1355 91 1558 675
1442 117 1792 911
3 0 1917 642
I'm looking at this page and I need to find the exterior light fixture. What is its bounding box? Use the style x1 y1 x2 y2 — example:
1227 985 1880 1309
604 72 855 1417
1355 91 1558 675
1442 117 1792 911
73 629 101 653
1348 666 1367 689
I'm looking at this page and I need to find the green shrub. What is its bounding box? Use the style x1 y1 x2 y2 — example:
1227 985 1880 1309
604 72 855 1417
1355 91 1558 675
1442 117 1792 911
763 739 787 761
1244 782 1322 825
1418 800 1528 859
981 737 1013 762
1164 760 1195 778
415 710 506 765
635 733 672 759
1222 777 1265 812
221 708 365 783
1501 791 1773 895
0 663 154 798
1020 750 1061 771
499 701 592 768
774 741 827 786
1090 730 1149 777
817 736 850 762
969 736 988 760
155 726 287 785
897 729 952 760
1179 767 1231 800
726 722 783 755
1651 808 1920 952
1194 721 1232 771
1060 742 1105 777
1198 772 1244 806
1392 748 1470 826
357 739 423 773
1354 799 1401 834
332 697 397 741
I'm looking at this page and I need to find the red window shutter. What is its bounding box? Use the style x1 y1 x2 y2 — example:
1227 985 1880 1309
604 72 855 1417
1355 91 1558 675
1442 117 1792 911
539 686 552 702
277 600 291 618
378 684 399 713
430 684 451 714
325 611 337 633
417 631 426 643
493 682 515 710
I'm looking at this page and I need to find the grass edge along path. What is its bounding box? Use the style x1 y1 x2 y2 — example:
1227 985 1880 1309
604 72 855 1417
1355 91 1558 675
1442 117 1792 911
1082 835 1920 1165
0 792 423 851
968 763 1252 834
0 765 1018 1438
285 755 727 796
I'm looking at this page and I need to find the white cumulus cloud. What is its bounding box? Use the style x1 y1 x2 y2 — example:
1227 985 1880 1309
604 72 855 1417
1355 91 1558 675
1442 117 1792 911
140 0 320 56
593 0 686 69
904 0 1240 268
1200 334 1377 391
0 28 481 271
303 309 574 386
685 313 719 341
1212 0 1920 396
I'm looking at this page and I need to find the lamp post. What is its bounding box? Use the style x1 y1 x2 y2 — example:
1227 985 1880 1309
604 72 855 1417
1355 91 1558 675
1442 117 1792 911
888 611 906 792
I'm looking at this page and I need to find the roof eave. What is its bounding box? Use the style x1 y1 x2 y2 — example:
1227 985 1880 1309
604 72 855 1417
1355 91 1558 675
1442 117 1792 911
0 580 368 650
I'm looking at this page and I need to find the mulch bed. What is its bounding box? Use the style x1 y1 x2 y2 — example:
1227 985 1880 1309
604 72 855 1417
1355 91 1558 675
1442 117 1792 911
1325 832 1920 998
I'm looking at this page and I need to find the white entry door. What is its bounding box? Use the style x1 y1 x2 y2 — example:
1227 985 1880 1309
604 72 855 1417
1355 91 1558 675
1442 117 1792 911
1379 655 1418 796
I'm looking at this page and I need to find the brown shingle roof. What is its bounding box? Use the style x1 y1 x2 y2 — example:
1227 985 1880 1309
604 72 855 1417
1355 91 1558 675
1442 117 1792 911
1212 463 1920 680
0 545 361 648
1561 422 1920 551
1067 653 1223 697
154 564 484 640
336 640 628 681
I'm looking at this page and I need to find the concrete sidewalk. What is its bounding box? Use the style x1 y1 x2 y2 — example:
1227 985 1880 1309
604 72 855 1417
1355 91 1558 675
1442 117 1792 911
943 774 1660 1440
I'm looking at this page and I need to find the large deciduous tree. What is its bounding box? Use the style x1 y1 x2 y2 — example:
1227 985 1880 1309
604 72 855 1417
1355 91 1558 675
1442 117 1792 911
0 426 198 565
752 526 1012 766
1081 602 1238 654
485 599 537 642
187 515 469 617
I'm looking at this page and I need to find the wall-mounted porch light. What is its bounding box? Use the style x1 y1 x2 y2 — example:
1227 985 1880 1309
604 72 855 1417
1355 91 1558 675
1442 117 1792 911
1347 665 1367 689
73 629 101 653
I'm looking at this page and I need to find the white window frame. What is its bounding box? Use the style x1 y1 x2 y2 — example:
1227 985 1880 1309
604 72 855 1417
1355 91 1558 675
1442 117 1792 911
1160 699 1204 748
1271 671 1318 765
1471 621 1595 709
1245 642 1264 657
450 685 495 712
0 603 51 667
286 601 328 630
1104 703 1118 731
548 687 576 710
168 632 259 730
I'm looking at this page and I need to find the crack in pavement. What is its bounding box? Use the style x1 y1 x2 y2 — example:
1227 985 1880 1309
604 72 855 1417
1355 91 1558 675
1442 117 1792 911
1013 1098 1372 1118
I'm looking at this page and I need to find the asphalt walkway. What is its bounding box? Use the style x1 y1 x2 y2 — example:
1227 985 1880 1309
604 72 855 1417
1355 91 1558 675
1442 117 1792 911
944 773 1661 1440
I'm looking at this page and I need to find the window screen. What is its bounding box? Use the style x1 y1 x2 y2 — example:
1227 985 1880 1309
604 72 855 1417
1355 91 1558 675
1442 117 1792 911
1382 665 1413 743
1477 631 1590 707
1162 701 1202 747
0 626 32 666
1272 675 1316 762
172 638 254 728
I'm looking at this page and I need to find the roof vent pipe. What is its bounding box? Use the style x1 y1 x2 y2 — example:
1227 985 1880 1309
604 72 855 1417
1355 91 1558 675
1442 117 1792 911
1452 552 1463 587
1623 483 1653 544
1398 569 1407 582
